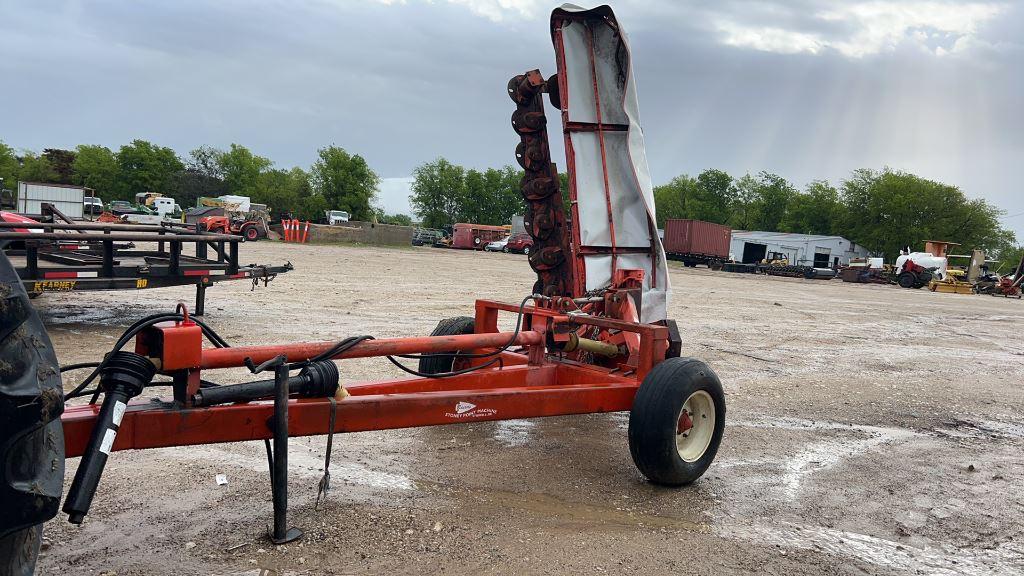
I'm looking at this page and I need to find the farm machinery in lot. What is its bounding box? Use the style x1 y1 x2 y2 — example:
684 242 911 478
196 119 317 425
0 6 726 574
197 214 268 242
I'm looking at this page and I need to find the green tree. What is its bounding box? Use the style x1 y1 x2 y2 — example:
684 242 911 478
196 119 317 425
310 145 379 221
115 140 184 200
995 245 1024 276
164 170 228 209
837 168 1014 260
72 145 119 198
371 208 414 226
782 180 844 235
652 170 734 226
486 166 525 224
384 213 414 226
692 169 734 223
17 152 56 183
254 166 312 217
728 174 759 230
653 175 697 227
217 144 272 197
461 168 488 224
409 157 466 230
0 141 19 194
187 145 224 179
43 149 76 184
750 172 795 231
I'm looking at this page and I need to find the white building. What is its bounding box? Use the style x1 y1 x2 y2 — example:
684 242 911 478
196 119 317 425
730 231 872 267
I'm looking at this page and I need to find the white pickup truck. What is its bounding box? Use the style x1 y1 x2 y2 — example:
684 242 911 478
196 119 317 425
324 210 350 225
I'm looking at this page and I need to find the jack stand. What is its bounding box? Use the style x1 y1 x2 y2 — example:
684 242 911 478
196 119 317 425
194 281 206 316
269 361 302 544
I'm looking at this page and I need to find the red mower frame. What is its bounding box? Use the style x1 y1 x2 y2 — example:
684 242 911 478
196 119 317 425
62 297 669 459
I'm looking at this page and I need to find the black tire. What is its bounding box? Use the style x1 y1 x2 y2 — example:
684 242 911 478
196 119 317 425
0 252 65 576
244 226 259 241
417 317 475 375
897 272 916 289
0 524 42 576
522 246 530 255
628 358 725 486
915 270 933 288
502 246 509 253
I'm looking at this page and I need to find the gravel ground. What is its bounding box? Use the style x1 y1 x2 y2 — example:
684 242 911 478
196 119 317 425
31 241 1024 575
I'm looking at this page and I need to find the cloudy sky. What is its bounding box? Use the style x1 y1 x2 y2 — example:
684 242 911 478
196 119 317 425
1 0 1021 239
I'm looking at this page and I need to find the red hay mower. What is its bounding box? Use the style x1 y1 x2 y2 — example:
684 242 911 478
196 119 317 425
0 6 726 573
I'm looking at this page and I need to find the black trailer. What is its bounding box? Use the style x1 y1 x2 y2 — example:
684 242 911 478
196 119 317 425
0 221 292 315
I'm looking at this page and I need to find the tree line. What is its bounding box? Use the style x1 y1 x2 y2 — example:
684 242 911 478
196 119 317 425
409 158 525 230
4 138 1018 268
654 168 1019 265
0 139 411 224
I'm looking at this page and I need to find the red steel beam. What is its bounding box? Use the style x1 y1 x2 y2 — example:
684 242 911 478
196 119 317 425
61 364 638 458
199 330 544 370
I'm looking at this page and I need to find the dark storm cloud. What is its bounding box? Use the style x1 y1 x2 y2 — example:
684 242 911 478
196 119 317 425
1 0 1021 237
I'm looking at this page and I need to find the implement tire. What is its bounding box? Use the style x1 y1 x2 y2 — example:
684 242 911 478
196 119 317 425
0 252 65 576
417 317 475 375
628 358 725 486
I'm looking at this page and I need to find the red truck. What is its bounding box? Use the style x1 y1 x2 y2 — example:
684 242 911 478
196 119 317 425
662 219 731 268
505 232 533 254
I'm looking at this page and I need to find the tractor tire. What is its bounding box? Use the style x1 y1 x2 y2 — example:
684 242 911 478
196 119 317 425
897 272 917 289
914 270 933 288
244 226 259 242
417 317 475 375
0 252 65 576
628 358 725 486
0 524 42 576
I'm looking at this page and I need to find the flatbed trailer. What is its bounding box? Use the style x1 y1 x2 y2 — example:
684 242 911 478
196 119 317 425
0 221 292 315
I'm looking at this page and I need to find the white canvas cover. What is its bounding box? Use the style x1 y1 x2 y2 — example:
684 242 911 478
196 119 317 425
552 4 669 323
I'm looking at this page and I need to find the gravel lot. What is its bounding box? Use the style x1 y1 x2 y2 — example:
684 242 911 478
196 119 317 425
33 241 1024 575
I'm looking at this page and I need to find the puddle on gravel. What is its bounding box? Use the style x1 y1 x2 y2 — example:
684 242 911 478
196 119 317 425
725 417 921 499
192 445 415 491
492 419 536 447
724 521 1024 576
43 306 124 325
935 418 1024 440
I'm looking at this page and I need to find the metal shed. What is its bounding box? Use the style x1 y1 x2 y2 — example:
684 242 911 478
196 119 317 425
730 231 872 267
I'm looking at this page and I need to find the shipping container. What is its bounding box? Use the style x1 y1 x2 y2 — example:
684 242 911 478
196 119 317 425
662 219 731 267
17 182 87 219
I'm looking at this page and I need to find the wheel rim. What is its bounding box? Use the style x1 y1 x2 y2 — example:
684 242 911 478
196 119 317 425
676 390 715 462
523 246 530 255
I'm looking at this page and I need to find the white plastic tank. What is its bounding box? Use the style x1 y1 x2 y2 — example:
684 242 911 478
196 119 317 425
895 252 947 280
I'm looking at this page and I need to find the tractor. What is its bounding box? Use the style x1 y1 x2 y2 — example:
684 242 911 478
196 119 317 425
197 214 266 242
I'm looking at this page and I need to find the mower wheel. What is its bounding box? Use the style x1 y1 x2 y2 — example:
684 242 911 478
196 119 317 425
897 272 916 289
244 226 259 241
628 357 725 486
418 316 475 375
